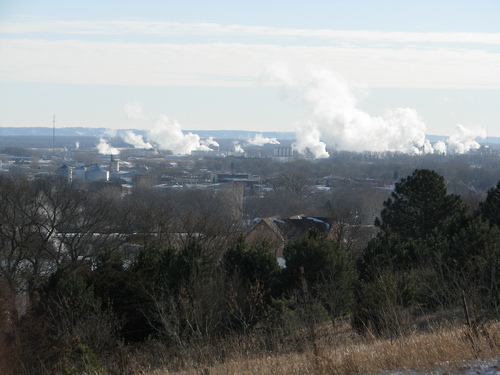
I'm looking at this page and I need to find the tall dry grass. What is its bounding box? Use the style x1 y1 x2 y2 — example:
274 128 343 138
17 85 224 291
2 313 498 374
136 321 500 375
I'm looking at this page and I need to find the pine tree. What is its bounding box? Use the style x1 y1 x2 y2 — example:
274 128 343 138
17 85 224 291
477 180 500 227
375 169 468 241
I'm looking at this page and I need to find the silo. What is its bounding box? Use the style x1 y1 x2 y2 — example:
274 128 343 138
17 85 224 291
72 166 86 181
85 165 109 182
57 164 72 182
110 156 120 173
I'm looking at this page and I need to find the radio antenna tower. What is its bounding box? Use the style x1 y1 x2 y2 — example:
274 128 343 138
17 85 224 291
52 115 56 155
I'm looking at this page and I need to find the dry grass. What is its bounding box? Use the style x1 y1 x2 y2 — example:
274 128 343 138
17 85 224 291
2 313 498 374
136 321 500 375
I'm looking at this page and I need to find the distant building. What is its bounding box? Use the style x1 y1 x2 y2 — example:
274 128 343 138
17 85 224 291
56 164 72 182
245 215 337 257
110 156 120 173
213 173 251 183
72 166 86 181
85 165 109 182
273 147 295 157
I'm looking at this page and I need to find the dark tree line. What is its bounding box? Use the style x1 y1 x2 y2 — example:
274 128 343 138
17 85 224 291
356 169 500 336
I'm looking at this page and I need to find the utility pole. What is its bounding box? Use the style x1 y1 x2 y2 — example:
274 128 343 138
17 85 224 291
52 114 56 155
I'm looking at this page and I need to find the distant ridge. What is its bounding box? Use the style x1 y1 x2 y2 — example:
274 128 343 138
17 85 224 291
0 127 497 144
0 127 114 137
0 127 296 140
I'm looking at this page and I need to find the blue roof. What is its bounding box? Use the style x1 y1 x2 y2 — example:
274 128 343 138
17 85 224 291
87 165 108 172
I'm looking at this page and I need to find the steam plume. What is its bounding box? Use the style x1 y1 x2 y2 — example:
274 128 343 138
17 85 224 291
246 133 280 146
293 121 328 158
200 136 219 148
233 142 245 153
123 103 213 154
96 138 119 155
444 124 486 154
267 65 485 158
148 114 208 154
122 130 153 149
124 101 149 120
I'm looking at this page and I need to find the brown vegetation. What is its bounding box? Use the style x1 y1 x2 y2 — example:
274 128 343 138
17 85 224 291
21 317 495 375
0 161 499 374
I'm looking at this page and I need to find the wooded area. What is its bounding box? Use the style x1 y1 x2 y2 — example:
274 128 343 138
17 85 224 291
0 160 499 374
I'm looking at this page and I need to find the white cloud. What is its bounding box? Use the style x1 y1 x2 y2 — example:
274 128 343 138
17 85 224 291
1 39 498 89
124 101 149 120
2 19 500 45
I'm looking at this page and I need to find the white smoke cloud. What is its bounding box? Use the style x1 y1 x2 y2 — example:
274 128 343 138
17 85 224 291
433 141 447 154
246 133 280 146
122 130 153 149
75 141 80 149
268 65 485 158
443 124 485 154
292 122 328 158
200 136 219 148
96 138 119 155
104 128 118 138
148 114 208 154
124 101 149 120
122 102 211 154
233 142 245 154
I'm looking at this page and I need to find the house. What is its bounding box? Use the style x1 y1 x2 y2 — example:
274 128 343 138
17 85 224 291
245 215 338 257
245 217 285 256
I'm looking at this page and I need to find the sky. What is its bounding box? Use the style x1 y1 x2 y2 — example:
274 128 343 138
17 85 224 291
0 0 499 155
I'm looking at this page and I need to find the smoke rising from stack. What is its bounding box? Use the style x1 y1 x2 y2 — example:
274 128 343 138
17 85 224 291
267 64 485 158
122 130 153 149
445 124 486 154
122 102 214 154
233 142 245 153
148 114 210 154
246 134 280 146
200 136 220 148
96 138 119 155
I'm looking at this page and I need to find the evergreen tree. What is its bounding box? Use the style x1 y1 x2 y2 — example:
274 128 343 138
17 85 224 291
477 180 500 227
282 229 356 322
356 169 470 334
375 169 468 241
223 237 280 330
224 237 280 294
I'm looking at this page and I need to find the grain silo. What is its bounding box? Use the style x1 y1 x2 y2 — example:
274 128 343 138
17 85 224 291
56 164 72 182
85 165 109 182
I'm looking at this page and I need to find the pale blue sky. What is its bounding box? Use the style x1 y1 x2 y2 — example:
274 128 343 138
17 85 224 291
1 0 499 137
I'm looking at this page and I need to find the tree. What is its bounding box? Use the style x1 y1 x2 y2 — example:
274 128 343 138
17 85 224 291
271 169 313 201
356 170 470 335
224 237 279 292
375 169 468 241
477 180 500 227
136 239 228 345
281 229 356 323
223 238 280 331
440 218 500 316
